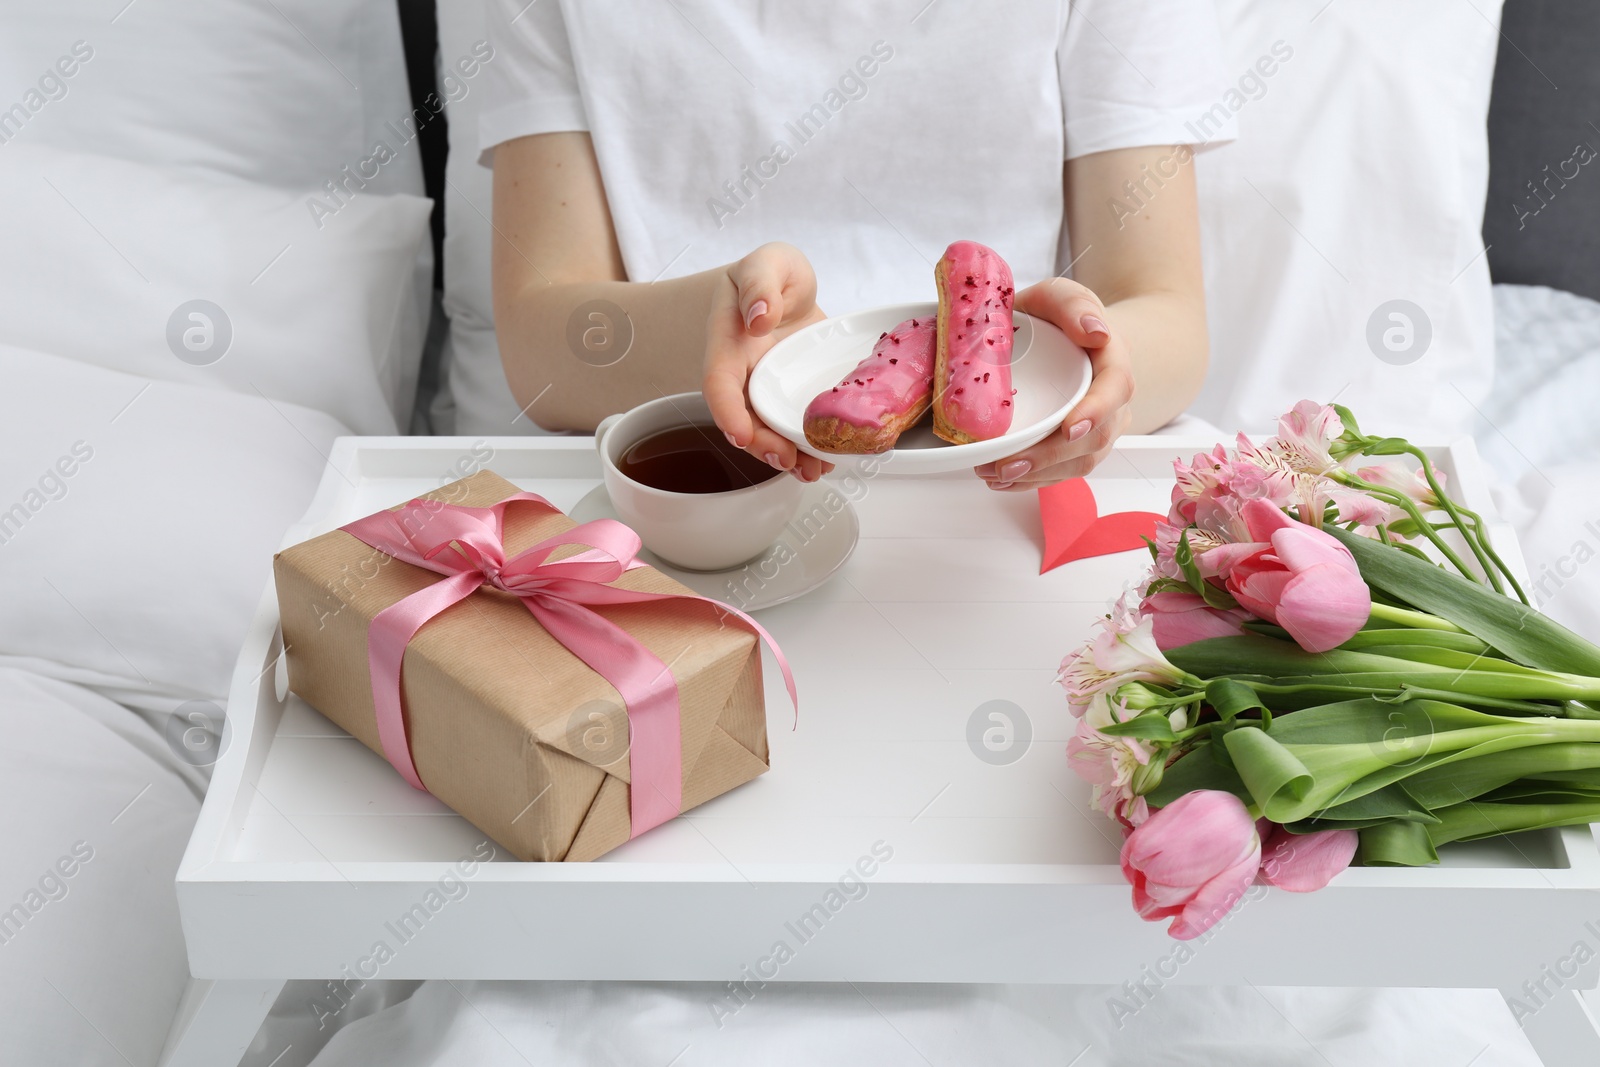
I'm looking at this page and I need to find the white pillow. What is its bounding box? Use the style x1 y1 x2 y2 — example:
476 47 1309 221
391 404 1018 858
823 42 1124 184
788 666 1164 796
434 0 554 437
1193 0 1501 438
0 0 417 196
0 144 431 435
0 343 351 703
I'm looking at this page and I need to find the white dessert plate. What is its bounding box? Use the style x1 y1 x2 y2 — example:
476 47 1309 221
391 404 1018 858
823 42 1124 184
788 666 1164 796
749 301 1091 475
567 479 858 611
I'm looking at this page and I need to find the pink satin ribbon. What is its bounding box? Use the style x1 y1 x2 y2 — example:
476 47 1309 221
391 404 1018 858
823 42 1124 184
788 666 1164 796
339 491 796 839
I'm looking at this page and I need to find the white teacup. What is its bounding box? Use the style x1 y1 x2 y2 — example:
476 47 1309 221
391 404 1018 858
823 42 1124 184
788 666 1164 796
595 392 805 571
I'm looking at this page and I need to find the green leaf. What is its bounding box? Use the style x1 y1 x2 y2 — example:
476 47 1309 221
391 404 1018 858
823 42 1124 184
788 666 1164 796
1222 726 1313 820
1358 820 1438 866
1243 620 1293 641
1303 782 1440 824
1479 781 1600 803
1331 403 1365 441
1425 797 1600 847
1402 743 1600 809
1176 527 1239 610
1095 713 1178 742
1326 524 1600 676
1142 576 1190 597
1337 629 1491 655
1205 678 1267 723
1217 697 1600 823
1167 634 1421 680
1145 742 1251 808
1289 815 1409 832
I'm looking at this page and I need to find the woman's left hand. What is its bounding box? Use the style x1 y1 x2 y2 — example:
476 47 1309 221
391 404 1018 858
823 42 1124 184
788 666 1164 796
974 277 1135 491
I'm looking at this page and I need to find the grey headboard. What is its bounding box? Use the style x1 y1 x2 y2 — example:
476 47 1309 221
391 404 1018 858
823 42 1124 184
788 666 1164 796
1483 0 1600 303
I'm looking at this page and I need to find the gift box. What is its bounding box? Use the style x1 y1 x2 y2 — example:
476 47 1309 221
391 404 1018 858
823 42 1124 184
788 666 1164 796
272 470 773 861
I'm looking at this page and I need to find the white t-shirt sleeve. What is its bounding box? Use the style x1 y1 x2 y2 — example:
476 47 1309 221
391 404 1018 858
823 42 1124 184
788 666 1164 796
478 0 589 166
1059 0 1236 159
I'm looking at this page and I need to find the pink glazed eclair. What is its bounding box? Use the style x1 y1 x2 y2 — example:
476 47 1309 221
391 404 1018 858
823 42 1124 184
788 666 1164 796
803 316 938 453
932 240 1015 444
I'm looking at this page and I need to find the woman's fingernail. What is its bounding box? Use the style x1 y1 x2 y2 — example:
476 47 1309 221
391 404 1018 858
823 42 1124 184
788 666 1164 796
764 451 786 470
1081 314 1109 337
1068 419 1093 442
999 459 1031 481
990 480 1014 491
745 300 769 330
725 431 741 449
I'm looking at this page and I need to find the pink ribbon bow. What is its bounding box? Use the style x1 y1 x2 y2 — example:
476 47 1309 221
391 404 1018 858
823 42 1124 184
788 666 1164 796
340 491 796 839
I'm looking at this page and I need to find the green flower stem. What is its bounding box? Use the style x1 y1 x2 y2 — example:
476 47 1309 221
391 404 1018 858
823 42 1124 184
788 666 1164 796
1364 603 1468 632
1244 670 1600 703
1393 443 1506 597
1334 474 1481 585
1453 504 1530 606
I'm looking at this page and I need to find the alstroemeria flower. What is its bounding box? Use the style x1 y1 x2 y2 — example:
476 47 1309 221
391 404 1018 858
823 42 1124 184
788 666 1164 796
1057 598 1186 716
1356 462 1443 509
1170 445 1295 534
1222 499 1371 652
1273 400 1346 475
1121 790 1262 940
1150 520 1261 584
1067 700 1156 828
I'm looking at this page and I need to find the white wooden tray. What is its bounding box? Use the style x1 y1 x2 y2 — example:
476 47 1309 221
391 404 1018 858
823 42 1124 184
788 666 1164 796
174 435 1600 1003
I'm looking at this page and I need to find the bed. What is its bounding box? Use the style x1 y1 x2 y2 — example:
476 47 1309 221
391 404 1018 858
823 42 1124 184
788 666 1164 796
1 0 1596 1065
0 2 432 1064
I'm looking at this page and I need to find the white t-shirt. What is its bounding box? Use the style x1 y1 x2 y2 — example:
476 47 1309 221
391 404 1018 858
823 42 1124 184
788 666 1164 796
479 0 1234 314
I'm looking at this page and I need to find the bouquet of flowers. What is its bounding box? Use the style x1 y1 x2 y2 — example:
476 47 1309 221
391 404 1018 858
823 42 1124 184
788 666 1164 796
1061 401 1600 939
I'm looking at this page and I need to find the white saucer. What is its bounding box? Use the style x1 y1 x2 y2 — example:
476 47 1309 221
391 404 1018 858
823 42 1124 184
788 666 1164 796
748 301 1091 475
568 480 859 611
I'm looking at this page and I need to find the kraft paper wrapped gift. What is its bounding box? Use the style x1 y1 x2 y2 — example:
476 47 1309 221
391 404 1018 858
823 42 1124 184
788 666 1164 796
272 470 771 861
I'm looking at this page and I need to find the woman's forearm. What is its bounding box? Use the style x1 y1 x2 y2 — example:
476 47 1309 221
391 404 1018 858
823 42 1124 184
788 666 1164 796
493 270 722 432
1101 290 1210 434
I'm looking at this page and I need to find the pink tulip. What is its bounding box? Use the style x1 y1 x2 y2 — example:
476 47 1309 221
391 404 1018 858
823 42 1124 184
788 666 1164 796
1141 590 1252 650
1223 498 1371 653
1258 826 1358 892
1120 790 1262 940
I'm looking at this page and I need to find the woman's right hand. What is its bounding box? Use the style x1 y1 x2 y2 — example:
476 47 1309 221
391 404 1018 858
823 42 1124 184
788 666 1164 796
703 242 833 482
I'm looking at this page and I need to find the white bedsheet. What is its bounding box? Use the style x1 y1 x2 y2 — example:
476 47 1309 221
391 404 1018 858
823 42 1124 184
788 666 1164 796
0 667 201 1067
1476 284 1600 481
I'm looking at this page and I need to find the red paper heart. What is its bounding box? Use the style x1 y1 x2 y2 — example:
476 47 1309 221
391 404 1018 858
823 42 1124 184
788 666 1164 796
1038 478 1164 574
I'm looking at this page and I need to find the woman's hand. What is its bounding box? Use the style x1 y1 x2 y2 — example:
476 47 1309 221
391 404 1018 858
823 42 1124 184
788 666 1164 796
975 277 1135 491
703 242 834 482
